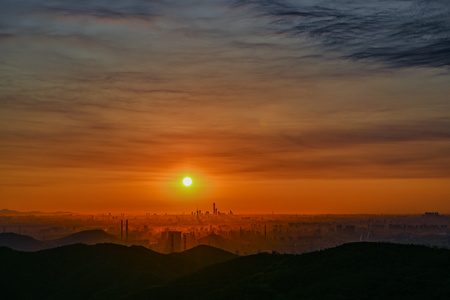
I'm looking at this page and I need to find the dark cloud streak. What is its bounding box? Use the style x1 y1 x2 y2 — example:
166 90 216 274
1 0 449 186
236 0 450 69
2 116 449 180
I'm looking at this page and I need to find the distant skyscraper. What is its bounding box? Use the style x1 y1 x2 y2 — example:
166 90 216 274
213 203 216 215
121 220 123 240
167 231 181 253
126 219 128 241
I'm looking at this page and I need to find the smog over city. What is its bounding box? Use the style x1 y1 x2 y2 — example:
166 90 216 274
1 0 449 299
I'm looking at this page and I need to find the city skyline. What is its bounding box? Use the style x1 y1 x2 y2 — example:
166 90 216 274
1 0 449 214
1 208 449 255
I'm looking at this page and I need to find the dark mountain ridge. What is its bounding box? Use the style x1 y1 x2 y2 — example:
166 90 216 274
1 242 449 299
48 229 120 247
0 243 237 299
0 230 119 251
140 242 450 300
0 209 70 215
0 232 42 251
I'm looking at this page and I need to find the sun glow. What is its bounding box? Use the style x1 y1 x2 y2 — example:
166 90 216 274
156 167 217 204
183 177 192 186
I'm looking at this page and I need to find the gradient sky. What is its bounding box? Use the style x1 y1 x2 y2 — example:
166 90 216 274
1 0 449 214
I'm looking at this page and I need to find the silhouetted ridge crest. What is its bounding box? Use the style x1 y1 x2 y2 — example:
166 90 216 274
1 242 449 299
174 244 236 258
0 230 120 251
0 232 43 251
134 242 450 299
170 244 237 273
0 242 238 299
51 229 119 246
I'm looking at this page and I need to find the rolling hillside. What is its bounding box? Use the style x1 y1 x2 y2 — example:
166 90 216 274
0 243 236 299
136 242 450 300
0 230 119 251
1 242 449 299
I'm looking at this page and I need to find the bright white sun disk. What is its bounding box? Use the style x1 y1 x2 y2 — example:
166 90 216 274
183 177 192 186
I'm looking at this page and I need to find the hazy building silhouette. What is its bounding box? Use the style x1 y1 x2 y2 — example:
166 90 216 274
167 231 181 253
424 212 439 217
344 225 355 235
183 233 187 250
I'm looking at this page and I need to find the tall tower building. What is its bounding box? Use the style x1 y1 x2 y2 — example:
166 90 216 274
167 231 182 253
213 203 216 215
126 219 129 241
121 220 123 240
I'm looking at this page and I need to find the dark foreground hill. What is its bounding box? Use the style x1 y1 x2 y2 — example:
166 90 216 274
47 229 120 248
140 242 450 300
0 230 119 251
0 233 43 251
0 243 236 299
1 243 449 299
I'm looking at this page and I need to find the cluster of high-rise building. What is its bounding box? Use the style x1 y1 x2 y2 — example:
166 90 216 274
1 208 449 254
193 203 231 218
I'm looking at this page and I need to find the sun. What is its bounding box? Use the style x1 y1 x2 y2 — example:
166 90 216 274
183 177 192 186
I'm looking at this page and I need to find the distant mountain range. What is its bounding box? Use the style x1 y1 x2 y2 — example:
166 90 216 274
1 242 449 299
0 230 119 251
0 209 70 215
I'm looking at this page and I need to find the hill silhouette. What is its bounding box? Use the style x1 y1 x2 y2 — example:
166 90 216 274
0 209 70 215
0 209 42 215
0 233 42 251
0 243 237 299
170 244 237 273
0 230 119 251
1 242 449 299
47 229 120 248
131 242 450 300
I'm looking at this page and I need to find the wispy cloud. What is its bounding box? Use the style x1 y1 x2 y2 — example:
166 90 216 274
1 0 450 190
235 0 450 69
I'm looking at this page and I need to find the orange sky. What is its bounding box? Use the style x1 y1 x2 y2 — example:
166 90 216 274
2 172 449 214
1 1 450 214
